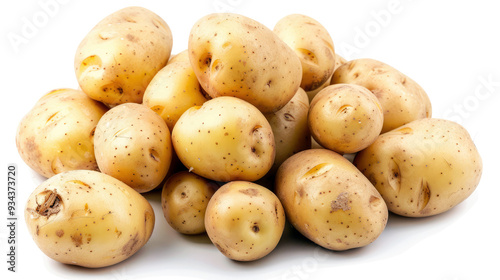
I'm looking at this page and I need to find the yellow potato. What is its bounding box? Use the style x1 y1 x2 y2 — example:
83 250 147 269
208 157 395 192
75 6 173 106
306 54 346 102
274 14 335 92
205 181 285 261
265 87 311 174
188 13 302 113
24 170 155 268
94 103 172 193
172 96 275 182
309 84 383 154
354 118 482 217
16 88 108 178
143 58 209 131
332 58 432 133
161 171 218 234
276 149 388 250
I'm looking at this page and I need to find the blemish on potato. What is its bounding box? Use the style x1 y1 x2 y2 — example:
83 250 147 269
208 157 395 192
331 192 351 212
71 232 83 247
239 188 259 197
56 229 64 237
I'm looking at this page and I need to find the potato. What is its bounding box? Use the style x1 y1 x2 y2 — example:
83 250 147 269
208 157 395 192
354 118 482 217
172 96 275 182
75 6 173 107
305 53 347 102
332 58 432 133
143 55 209 131
161 171 218 234
308 84 384 154
24 170 155 268
265 87 311 174
94 103 172 193
167 49 190 65
16 88 108 178
276 149 388 251
205 181 285 261
334 53 347 71
274 14 335 92
188 13 302 113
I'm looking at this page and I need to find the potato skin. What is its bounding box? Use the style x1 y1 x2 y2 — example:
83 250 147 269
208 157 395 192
143 58 208 131
265 87 311 174
354 118 482 217
188 13 302 113
276 149 388 250
75 6 173 106
205 181 285 261
172 96 275 182
24 170 155 268
161 171 218 234
332 58 432 133
16 88 108 178
309 84 383 154
94 103 172 193
274 14 335 92
306 53 347 102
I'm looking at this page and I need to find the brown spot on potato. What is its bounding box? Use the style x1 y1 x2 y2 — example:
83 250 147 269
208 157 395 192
56 229 64 237
331 192 351 211
239 188 259 197
122 233 140 256
71 232 83 247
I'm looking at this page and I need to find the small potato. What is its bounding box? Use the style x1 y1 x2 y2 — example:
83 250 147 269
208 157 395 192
94 103 172 193
308 84 383 154
143 56 209 131
205 181 285 261
16 88 108 178
332 58 432 133
276 149 388 251
75 6 173 106
265 88 311 174
188 13 302 113
161 171 218 234
274 14 335 92
354 118 482 217
24 170 155 268
172 96 275 182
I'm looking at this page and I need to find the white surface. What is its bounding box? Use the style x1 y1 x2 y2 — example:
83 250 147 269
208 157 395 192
1 0 499 279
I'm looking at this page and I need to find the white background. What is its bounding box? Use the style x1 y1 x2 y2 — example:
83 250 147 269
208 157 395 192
1 0 499 279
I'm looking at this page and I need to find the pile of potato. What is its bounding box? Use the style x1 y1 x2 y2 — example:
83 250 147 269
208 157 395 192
17 6 482 267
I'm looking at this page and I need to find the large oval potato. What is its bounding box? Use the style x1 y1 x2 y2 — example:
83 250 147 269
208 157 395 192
16 88 108 178
265 87 311 174
188 13 302 113
274 14 335 92
354 118 482 217
205 181 285 261
309 84 383 154
161 171 218 235
143 55 209 131
172 96 275 182
332 58 432 133
24 170 155 268
276 149 388 251
94 103 172 193
75 6 173 106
